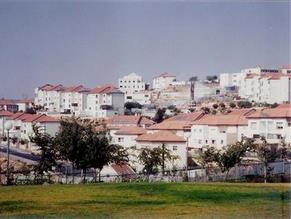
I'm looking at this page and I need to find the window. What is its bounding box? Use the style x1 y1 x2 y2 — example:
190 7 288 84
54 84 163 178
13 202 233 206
220 140 223 144
118 137 124 143
173 146 177 151
205 140 208 144
212 140 215 144
276 122 283 129
253 134 260 139
250 122 257 130
198 140 202 144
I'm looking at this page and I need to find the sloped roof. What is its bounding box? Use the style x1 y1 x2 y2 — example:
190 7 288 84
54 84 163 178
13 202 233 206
90 84 122 94
111 164 136 176
0 111 13 117
136 131 186 142
115 126 146 135
246 107 291 119
107 115 154 126
148 112 204 131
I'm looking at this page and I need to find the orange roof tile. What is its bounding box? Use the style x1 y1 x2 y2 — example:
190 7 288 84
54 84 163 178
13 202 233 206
149 112 204 131
247 107 291 119
193 114 249 126
90 84 122 94
0 111 13 117
115 126 146 135
136 131 186 142
107 115 154 126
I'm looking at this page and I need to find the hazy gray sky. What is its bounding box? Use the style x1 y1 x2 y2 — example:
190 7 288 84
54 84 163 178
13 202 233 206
0 1 290 98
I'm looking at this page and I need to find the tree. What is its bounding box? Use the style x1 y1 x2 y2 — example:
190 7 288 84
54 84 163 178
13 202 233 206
55 117 129 182
30 125 57 178
215 138 254 180
54 117 89 175
256 137 281 183
212 104 218 109
153 108 166 123
86 129 129 182
198 146 219 177
124 102 142 110
229 102 236 108
138 145 178 177
237 101 252 108
201 107 210 114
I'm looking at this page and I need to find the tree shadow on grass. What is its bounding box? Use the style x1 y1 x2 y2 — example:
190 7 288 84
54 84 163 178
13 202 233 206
63 199 166 207
0 200 36 214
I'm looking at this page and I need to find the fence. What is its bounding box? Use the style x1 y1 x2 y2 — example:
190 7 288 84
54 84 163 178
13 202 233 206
1 161 291 185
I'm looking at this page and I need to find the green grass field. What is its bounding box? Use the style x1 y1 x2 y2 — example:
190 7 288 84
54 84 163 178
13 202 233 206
0 183 290 218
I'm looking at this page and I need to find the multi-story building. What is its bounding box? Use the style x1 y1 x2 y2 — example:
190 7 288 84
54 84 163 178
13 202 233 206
86 85 124 118
245 105 291 144
239 73 291 104
189 109 255 152
152 73 176 90
118 73 146 95
220 72 246 88
34 84 90 115
118 73 152 105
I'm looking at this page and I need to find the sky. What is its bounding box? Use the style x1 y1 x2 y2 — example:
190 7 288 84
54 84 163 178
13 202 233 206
0 0 290 98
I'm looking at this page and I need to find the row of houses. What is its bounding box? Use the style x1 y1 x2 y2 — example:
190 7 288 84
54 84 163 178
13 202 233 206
1 104 290 172
0 111 59 152
107 105 291 172
34 84 124 117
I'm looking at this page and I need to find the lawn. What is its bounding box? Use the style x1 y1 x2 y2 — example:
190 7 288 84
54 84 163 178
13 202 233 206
0 183 290 218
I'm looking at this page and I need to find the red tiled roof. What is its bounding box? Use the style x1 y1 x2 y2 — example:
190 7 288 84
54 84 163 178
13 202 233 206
36 115 59 123
246 107 291 119
115 126 146 135
167 112 204 122
0 111 13 117
8 112 26 120
193 112 251 126
39 84 90 93
111 164 136 176
136 131 186 142
90 84 122 94
149 112 204 131
106 115 154 126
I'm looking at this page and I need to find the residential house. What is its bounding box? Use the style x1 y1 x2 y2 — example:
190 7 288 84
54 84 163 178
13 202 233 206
189 109 255 153
245 105 291 144
152 73 176 90
86 85 124 118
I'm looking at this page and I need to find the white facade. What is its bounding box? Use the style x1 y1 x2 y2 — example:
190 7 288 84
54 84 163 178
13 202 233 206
34 84 89 115
153 73 176 90
118 73 145 94
125 91 152 105
239 74 291 104
86 85 124 118
219 72 246 88
189 125 247 150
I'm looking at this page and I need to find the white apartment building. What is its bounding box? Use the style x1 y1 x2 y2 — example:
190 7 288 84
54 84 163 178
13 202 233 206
189 109 254 152
118 73 151 105
34 84 90 115
239 73 291 104
245 105 291 145
86 85 124 118
219 72 246 88
118 72 146 94
152 73 176 90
